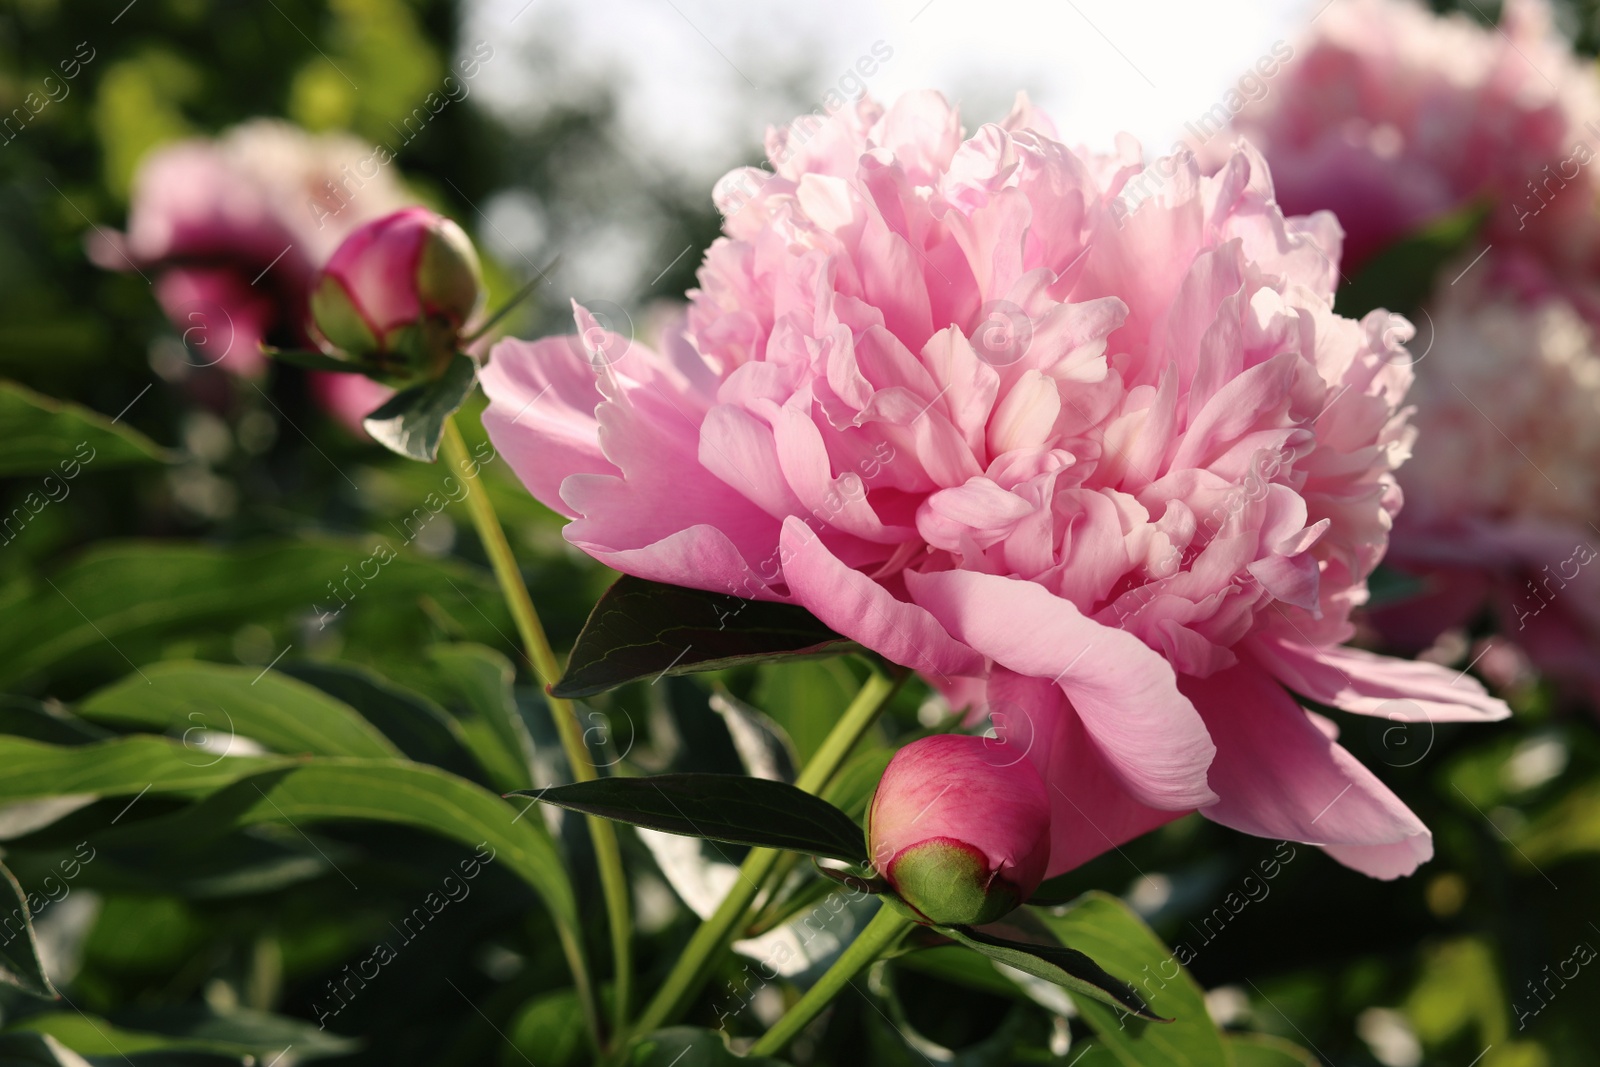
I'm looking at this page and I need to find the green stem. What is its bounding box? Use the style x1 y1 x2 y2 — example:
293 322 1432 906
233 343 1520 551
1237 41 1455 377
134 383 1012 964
747 905 913 1057
443 417 632 1042
626 667 903 1042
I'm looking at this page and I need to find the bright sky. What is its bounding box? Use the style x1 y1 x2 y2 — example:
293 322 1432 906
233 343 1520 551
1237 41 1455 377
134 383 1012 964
467 0 1309 178
461 0 1312 297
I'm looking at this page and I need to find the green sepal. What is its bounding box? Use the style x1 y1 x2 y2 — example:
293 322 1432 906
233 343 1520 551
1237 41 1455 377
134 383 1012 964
362 352 478 462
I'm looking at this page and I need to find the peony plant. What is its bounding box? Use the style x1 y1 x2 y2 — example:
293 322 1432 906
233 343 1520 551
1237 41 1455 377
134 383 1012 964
81 85 1520 1064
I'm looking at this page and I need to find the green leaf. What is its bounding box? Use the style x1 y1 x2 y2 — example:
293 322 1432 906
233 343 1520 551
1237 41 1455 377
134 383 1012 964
78 661 402 760
281 661 486 783
0 379 171 477
0 539 508 691
0 858 57 999
511 772 869 863
626 1027 786 1066
425 643 536 792
1036 891 1228 1067
709 686 799 783
553 575 855 698
504 988 589 1067
363 351 478 462
1518 782 1600 865
0 697 109 746
890 942 1034 1002
938 923 1162 1023
96 752 579 941
819 746 894 820
1025 873 1076 908
0 734 287 805
0 731 577 938
261 346 387 379
0 1033 92 1067
8 732 585 975
1363 564 1431 609
13 1004 358 1059
1225 1034 1320 1066
752 659 864 764
1334 198 1490 319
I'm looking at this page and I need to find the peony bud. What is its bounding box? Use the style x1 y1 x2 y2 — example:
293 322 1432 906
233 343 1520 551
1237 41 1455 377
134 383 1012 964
867 734 1051 926
309 207 484 377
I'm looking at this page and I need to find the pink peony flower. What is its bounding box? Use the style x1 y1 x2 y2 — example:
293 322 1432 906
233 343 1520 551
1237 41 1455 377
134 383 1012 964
1215 0 1600 273
91 119 408 416
867 733 1051 924
1376 258 1600 704
483 91 1509 880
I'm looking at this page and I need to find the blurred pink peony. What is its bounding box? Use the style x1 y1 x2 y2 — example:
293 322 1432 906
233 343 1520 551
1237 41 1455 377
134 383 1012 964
867 733 1051 924
1217 0 1600 273
91 119 407 416
1378 259 1600 703
310 371 403 439
483 91 1509 880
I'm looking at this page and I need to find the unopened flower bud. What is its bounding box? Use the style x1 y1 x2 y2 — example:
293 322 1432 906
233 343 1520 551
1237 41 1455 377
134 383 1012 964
310 207 484 377
867 734 1052 926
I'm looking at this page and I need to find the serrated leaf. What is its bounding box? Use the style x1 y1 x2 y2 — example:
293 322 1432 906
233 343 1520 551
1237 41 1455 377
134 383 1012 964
553 575 855 698
511 773 868 863
938 924 1162 1023
1036 891 1227 1067
363 352 477 462
78 661 401 760
0 380 171 477
0 858 56 999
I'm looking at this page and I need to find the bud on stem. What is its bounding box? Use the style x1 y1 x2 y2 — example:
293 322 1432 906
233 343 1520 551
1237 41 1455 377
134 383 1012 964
309 207 484 380
867 733 1052 926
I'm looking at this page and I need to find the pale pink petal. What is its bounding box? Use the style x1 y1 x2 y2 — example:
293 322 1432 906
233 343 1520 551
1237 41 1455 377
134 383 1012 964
906 568 1217 810
481 336 619 517
1184 662 1433 879
1249 633 1512 722
984 670 1187 877
780 517 985 681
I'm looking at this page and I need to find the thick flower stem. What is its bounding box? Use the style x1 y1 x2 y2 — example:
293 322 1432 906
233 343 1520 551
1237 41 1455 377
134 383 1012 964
625 667 903 1044
442 417 632 1042
747 905 914 1057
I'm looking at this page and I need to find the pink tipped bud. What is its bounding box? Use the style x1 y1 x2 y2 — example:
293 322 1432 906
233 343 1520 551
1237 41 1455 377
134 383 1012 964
310 207 484 376
867 734 1052 926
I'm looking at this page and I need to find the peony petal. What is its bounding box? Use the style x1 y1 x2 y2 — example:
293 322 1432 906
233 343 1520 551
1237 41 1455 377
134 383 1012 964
1249 633 1512 722
482 336 617 517
1184 662 1432 879
906 568 1217 810
779 517 985 681
984 670 1187 877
